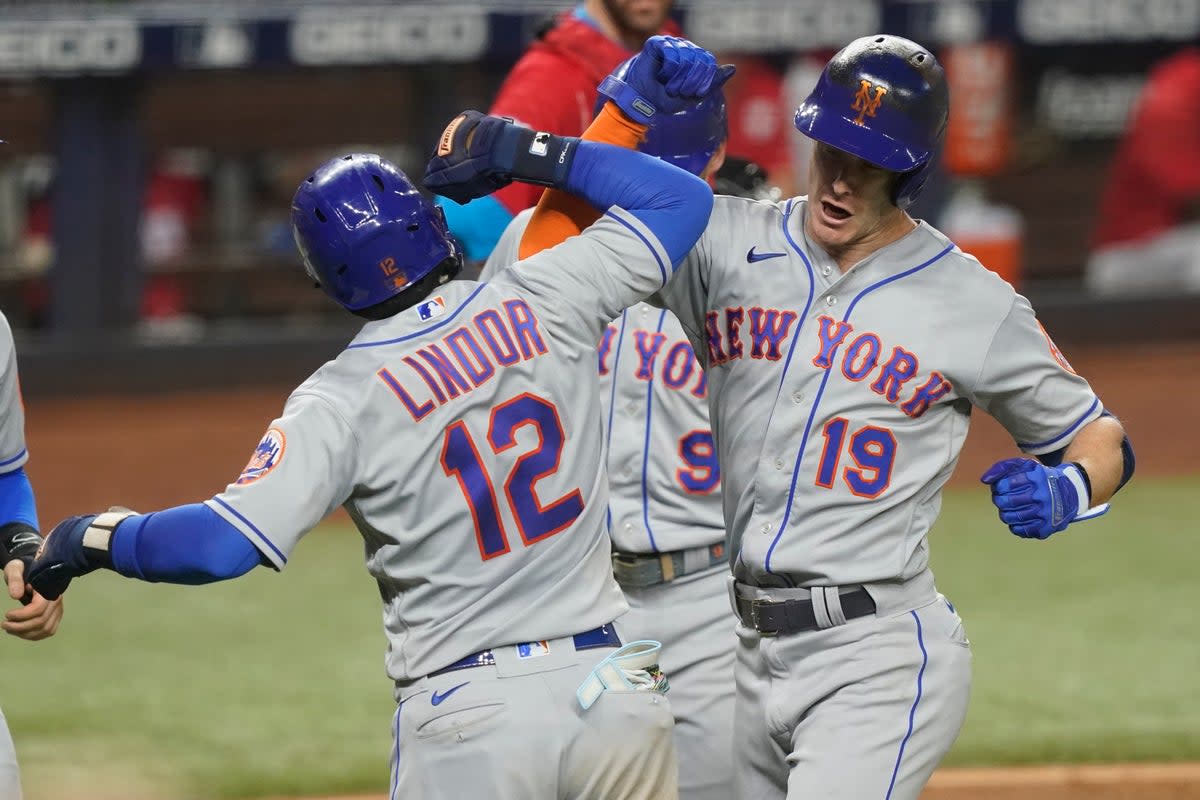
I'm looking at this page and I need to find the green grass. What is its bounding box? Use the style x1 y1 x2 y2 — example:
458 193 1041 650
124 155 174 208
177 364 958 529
3 475 1197 797
929 473 1200 766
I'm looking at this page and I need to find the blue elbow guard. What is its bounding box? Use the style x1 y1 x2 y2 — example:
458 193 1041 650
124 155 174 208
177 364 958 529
1117 435 1135 491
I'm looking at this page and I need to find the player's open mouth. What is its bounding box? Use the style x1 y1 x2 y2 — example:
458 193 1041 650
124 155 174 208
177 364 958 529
821 200 851 221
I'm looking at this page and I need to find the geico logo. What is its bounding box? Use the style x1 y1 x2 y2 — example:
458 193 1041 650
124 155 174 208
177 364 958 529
1019 0 1200 43
290 8 488 65
0 19 140 73
688 0 879 51
1036 70 1146 137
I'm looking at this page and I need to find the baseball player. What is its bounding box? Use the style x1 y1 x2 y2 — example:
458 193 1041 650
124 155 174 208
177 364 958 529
28 36 728 800
522 34 1136 800
481 86 737 800
1 310 65 800
441 0 677 259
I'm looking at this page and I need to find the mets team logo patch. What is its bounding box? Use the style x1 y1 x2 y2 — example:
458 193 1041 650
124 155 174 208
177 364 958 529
1037 322 1076 374
236 427 286 485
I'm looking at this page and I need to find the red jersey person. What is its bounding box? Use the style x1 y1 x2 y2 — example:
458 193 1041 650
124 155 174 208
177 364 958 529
1087 47 1200 295
441 0 676 261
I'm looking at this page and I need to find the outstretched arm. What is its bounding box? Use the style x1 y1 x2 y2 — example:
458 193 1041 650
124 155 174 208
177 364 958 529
29 504 267 600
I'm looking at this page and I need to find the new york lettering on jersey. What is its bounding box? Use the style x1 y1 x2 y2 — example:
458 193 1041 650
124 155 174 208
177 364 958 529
662 194 1102 586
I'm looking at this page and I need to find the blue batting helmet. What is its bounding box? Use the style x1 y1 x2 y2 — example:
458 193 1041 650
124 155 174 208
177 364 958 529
291 154 461 317
596 60 727 177
793 34 948 209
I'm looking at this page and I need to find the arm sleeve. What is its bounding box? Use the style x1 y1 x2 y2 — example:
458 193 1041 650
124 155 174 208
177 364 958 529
109 503 265 584
0 314 29 473
517 103 648 261
561 140 713 266
0 467 38 530
969 295 1104 455
204 392 358 570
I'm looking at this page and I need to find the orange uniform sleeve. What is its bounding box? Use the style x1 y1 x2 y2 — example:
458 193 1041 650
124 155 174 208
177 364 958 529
517 103 648 260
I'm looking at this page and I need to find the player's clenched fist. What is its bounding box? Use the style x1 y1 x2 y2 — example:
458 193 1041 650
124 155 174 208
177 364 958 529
598 35 736 125
28 509 136 600
425 111 579 206
980 457 1096 540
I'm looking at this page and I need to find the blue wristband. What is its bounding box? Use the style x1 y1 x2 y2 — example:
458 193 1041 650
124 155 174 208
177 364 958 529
597 75 658 125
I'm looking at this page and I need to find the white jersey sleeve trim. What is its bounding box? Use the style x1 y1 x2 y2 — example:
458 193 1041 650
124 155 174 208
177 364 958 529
603 207 672 288
204 496 288 570
1016 397 1104 455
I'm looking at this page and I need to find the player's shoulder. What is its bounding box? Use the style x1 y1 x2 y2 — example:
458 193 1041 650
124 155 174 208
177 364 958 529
0 311 14 357
915 221 1019 314
300 280 489 399
701 194 790 245
711 193 789 221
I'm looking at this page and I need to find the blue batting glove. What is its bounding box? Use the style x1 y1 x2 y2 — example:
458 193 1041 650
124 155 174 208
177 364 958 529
28 509 133 600
424 111 579 205
980 458 1092 540
423 111 519 205
598 35 736 125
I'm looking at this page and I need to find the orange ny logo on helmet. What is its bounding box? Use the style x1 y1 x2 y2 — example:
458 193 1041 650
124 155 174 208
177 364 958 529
851 80 888 125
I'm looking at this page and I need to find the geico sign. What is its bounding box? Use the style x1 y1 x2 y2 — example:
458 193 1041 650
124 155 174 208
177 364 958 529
0 19 140 74
1019 0 1200 42
290 7 488 65
687 0 880 51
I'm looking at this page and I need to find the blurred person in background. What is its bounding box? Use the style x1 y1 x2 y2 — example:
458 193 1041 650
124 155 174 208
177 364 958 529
1 310 65 800
441 0 677 261
718 53 796 197
1086 47 1200 296
21 150 208 336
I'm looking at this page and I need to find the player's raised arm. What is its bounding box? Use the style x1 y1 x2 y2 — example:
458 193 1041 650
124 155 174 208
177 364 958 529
513 36 733 261
424 41 729 274
27 391 356 601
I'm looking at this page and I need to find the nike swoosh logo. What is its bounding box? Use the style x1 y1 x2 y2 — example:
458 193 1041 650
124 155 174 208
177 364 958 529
430 682 470 706
747 247 787 263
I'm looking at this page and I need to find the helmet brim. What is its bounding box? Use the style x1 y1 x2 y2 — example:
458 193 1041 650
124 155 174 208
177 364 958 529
794 101 927 174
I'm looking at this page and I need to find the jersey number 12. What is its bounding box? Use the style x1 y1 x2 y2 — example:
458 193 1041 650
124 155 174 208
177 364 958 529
441 393 584 560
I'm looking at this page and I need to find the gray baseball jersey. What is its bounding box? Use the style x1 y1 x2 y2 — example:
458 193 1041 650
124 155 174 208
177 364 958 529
484 209 726 554
0 313 29 477
0 707 20 800
1 314 27 800
486 208 735 799
661 195 1103 587
206 208 679 682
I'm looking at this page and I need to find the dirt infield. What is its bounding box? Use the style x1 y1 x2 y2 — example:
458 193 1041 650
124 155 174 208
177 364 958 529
272 764 1200 800
22 340 1197 524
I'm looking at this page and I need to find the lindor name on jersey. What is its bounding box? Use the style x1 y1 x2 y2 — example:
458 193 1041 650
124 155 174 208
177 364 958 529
377 298 551 422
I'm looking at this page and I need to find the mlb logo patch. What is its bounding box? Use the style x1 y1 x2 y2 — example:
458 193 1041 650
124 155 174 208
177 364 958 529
236 427 286 485
417 296 445 321
516 640 550 659
529 131 551 157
